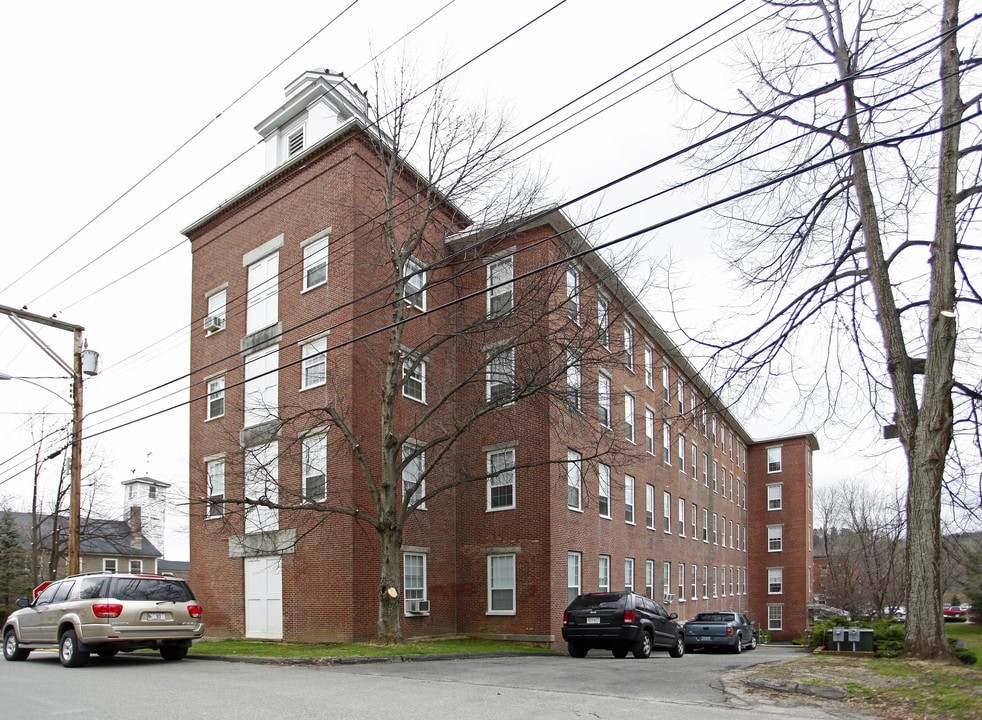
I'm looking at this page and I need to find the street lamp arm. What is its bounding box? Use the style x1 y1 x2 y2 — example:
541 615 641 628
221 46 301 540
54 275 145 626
0 373 73 407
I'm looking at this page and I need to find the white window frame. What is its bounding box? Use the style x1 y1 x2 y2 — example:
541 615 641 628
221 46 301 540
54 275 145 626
624 557 635 592
243 345 279 428
662 421 671 465
488 554 516 615
403 257 426 311
678 434 685 473
206 458 225 518
301 337 327 390
206 288 226 333
103 559 117 573
768 604 783 630
662 491 671 533
597 293 610 347
645 484 655 529
244 442 279 533
678 497 686 536
302 235 329 291
487 255 514 318
768 567 783 595
623 322 634 371
677 562 685 603
598 463 611 518
302 433 328 502
598 555 611 593
402 352 426 403
645 407 655 454
644 344 654 388
403 552 428 613
568 552 582 604
487 447 516 511
767 445 783 473
767 483 783 510
487 346 515 405
566 265 580 324
246 250 279 335
662 359 670 403
598 372 611 428
566 348 581 410
624 474 635 525
645 560 655 599
567 450 582 511
206 375 225 421
702 565 709 599
768 524 783 552
662 561 671 599
402 444 425 510
624 391 635 443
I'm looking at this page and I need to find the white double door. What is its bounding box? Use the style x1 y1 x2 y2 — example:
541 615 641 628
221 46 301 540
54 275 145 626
245 556 283 639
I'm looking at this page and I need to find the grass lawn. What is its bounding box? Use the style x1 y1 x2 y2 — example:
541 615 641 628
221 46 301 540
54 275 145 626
189 636 554 659
946 622 982 656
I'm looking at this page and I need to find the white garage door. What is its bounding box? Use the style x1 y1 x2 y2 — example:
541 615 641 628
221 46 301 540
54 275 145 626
245 556 283 639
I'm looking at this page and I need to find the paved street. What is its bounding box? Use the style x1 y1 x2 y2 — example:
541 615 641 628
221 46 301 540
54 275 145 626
0 646 853 719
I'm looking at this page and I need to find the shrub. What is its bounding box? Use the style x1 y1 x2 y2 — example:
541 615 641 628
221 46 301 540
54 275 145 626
807 616 906 657
953 646 977 665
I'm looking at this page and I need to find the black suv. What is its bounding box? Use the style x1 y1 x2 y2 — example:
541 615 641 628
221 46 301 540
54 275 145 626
562 592 685 659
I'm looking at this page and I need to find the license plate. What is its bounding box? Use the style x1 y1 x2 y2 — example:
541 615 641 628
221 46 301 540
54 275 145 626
586 617 601 624
700 636 712 641
146 612 168 621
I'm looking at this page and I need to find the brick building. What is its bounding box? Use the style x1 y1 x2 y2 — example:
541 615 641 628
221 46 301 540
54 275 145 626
184 69 817 646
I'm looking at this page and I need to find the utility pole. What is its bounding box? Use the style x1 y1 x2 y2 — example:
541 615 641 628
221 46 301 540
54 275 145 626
0 303 97 576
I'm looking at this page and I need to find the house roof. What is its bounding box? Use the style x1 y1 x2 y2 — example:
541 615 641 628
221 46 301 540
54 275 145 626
8 511 161 559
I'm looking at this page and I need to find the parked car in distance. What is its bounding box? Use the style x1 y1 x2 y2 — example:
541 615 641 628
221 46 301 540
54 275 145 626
683 611 758 653
562 591 685 659
3 572 204 667
943 604 968 621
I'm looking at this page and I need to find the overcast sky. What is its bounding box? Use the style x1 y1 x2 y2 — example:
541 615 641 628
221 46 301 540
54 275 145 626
0 0 913 560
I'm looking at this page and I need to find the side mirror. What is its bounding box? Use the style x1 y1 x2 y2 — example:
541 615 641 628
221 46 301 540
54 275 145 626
668 612 678 620
15 598 31 608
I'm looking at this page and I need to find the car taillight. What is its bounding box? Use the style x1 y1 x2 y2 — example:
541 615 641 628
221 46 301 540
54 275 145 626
187 605 203 619
92 603 123 618
726 627 734 636
563 611 569 625
623 610 636 624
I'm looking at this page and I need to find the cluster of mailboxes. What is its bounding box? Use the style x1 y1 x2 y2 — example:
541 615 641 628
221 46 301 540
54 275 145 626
825 626 874 652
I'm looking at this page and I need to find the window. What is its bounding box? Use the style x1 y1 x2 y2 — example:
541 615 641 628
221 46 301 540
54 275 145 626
677 563 685 602
598 373 611 428
624 475 635 524
623 322 634 370
678 498 686 536
488 554 516 614
645 408 655 454
402 445 425 509
663 562 672 599
721 515 726 547
148 486 157 499
662 421 671 464
624 558 635 592
711 415 717 445
247 251 278 335
690 503 697 539
768 525 783 552
206 289 226 333
644 344 654 388
730 566 735 596
702 508 709 542
244 346 279 427
624 392 636 442
566 349 581 410
487 346 515 404
702 566 709 598
403 257 426 311
129 560 143 574
768 567 783 594
487 448 516 511
662 360 670 403
597 293 610 347
404 553 427 611
721 565 727 597
567 450 582 510
104 559 117 573
767 446 783 473
206 459 225 517
767 483 783 510
566 265 580 323
302 434 327 502
645 484 655 529
645 560 655 599
402 353 426 403
678 434 685 472
206 375 225 420
712 566 718 598
677 378 684 415
287 124 305 157
729 519 734 548
598 463 611 518
768 604 783 631
691 443 698 480
487 256 513 317
244 442 279 533
568 552 581 604
712 513 718 545
301 337 327 389
712 460 718 493
691 392 697 425
302 236 329 290
690 564 698 600
598 555 611 593
662 491 671 533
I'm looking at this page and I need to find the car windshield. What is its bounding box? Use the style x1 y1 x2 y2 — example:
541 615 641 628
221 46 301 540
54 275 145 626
569 594 624 610
113 578 193 602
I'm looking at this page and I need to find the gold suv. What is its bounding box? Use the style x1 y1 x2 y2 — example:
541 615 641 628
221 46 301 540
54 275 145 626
2 572 204 667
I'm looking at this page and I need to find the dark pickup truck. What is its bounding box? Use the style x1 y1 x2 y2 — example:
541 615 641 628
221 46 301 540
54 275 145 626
683 611 758 653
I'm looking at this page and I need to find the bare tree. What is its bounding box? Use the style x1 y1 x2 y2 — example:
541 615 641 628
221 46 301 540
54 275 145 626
205 61 642 643
675 0 981 659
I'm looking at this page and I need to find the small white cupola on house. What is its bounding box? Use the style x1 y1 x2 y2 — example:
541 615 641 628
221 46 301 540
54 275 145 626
255 68 371 172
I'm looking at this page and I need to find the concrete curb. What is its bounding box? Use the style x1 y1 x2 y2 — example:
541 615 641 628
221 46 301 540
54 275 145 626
188 651 552 666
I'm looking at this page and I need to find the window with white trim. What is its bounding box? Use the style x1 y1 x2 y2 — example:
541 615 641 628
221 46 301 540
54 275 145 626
690 564 698 600
677 563 685 602
598 372 611 428
768 604 783 630
663 561 672 599
598 463 611 518
487 447 516 511
712 460 718 493
247 251 278 335
487 256 513 318
702 565 709 598
712 566 718 598
691 443 697 480
768 524 783 552
302 236 329 291
678 497 686 536
567 450 582 510
662 359 670 403
599 554 611 593
645 407 655 454
301 337 327 389
663 491 671 533
104 559 117 573
645 560 655 599
721 565 727 597
487 346 515 404
129 560 143 573
768 567 783 594
403 257 426 311
702 452 709 486
404 553 427 611
244 442 278 533
624 558 635 592
568 552 581 604
662 421 671 464
721 515 727 547
624 475 635 525
678 434 685 472
488 554 516 614
566 348 581 410
402 444 425 509
712 513 718 545
402 353 426 403
767 446 783 473
677 378 684 415
702 508 709 542
206 375 225 420
691 502 697 539
206 458 225 518
624 391 635 443
206 289 226 333
767 483 783 510
302 433 327 502
244 345 279 427
566 265 580 323
644 344 654 388
623 322 634 371
645 484 655 529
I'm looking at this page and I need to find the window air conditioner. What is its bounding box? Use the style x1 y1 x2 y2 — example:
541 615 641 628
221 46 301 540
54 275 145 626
406 599 430 614
204 316 225 332
663 593 676 604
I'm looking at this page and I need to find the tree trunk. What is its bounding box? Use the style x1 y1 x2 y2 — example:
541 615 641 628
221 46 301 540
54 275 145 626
375 523 404 644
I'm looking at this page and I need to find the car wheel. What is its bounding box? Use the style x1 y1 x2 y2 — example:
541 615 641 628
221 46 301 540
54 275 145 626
97 647 119 658
612 645 629 658
567 642 588 658
669 634 685 658
59 629 89 668
633 631 653 659
160 646 188 662
3 629 30 661
733 634 743 654
749 633 758 650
